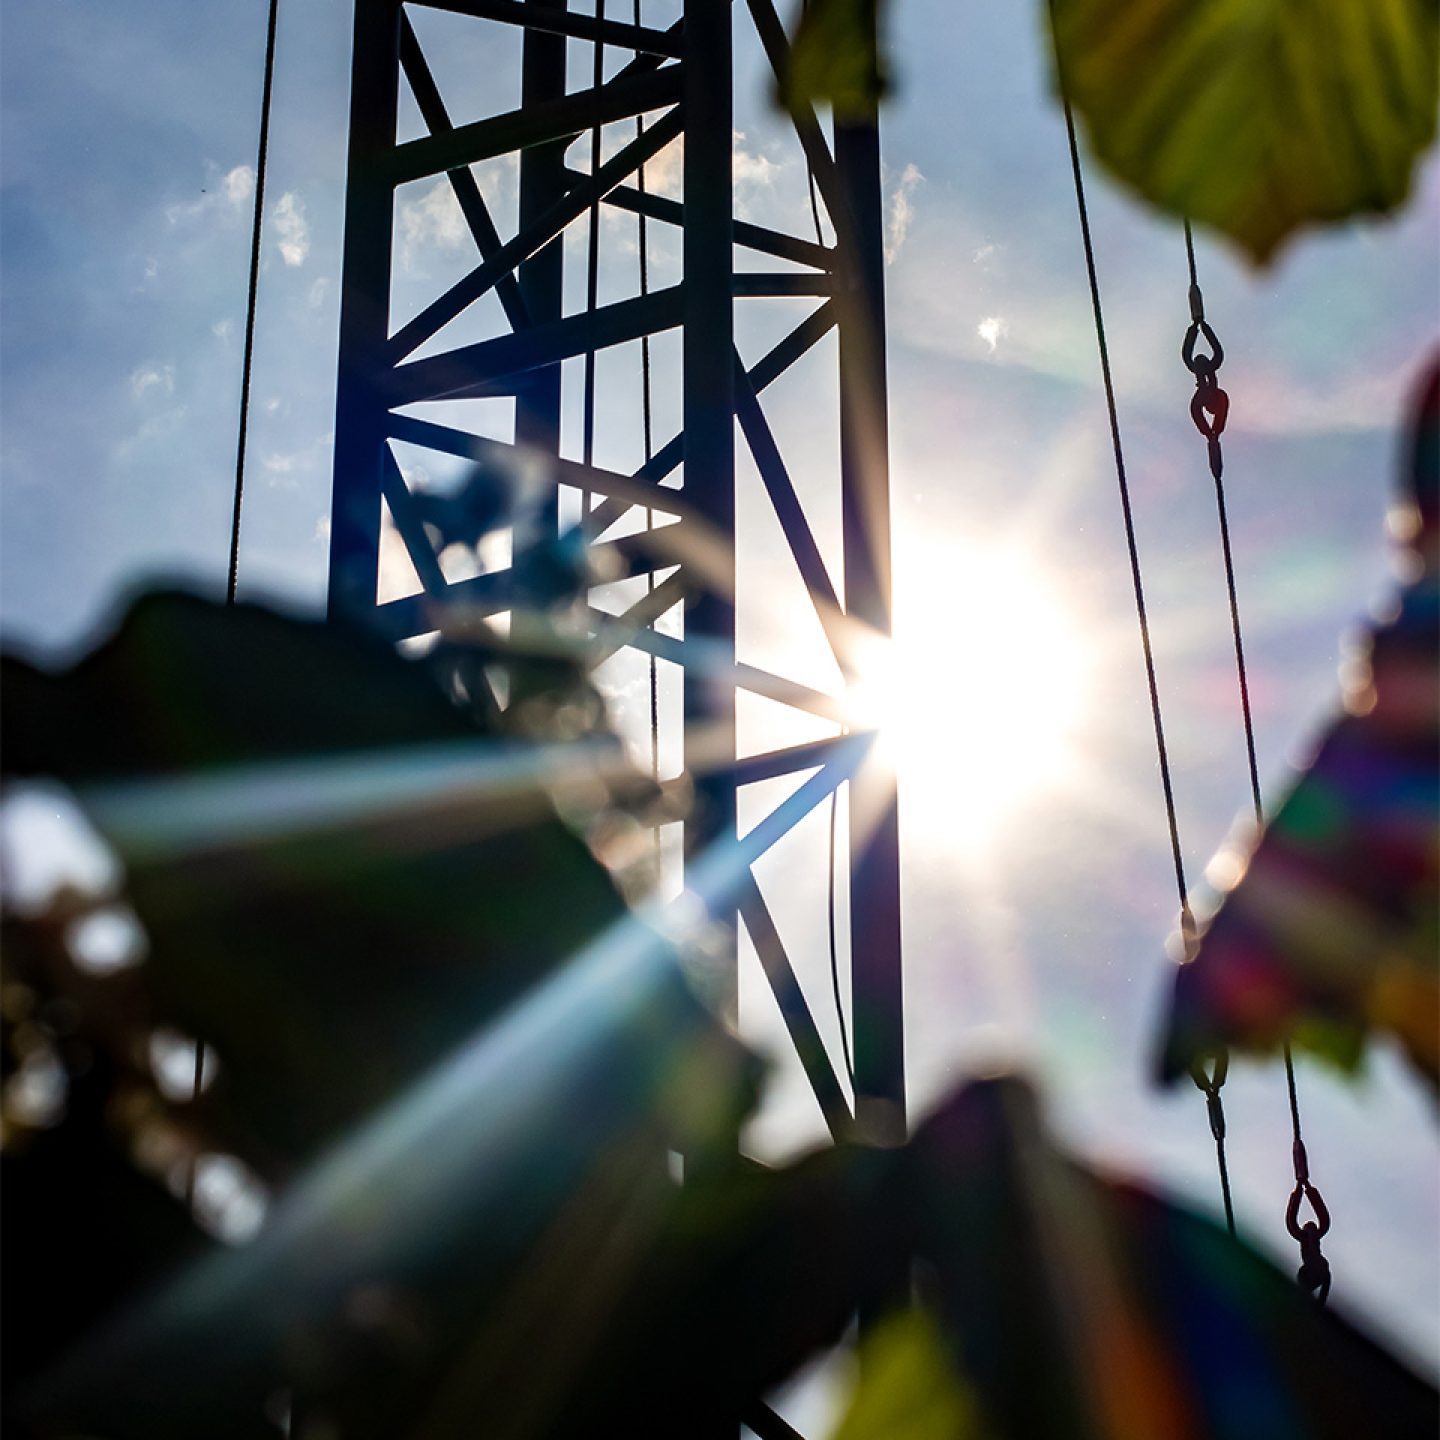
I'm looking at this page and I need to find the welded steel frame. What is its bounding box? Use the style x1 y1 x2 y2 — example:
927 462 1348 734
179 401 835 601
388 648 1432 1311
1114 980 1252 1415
329 0 903 1143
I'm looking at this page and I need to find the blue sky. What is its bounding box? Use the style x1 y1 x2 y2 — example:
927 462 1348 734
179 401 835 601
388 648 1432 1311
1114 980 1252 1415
3 0 1437 1377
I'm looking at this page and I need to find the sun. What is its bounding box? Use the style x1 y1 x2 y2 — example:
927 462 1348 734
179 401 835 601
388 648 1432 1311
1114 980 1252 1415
848 539 1093 851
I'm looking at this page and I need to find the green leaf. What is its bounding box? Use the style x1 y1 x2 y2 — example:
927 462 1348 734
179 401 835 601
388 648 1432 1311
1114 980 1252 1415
829 1308 982 1440
1048 0 1440 264
782 0 889 120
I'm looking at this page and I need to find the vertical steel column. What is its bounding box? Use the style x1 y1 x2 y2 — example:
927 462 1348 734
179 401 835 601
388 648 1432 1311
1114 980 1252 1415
681 0 737 1020
514 0 567 543
835 116 905 1142
328 0 400 620
507 1 569 684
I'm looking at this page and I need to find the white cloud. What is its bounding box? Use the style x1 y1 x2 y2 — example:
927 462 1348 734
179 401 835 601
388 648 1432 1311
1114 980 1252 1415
164 164 254 226
396 179 467 273
732 130 777 189
224 165 255 206
885 162 924 264
306 276 330 309
260 431 328 485
629 132 777 216
130 363 175 401
212 318 233 343
271 191 310 267
977 316 1008 353
643 135 684 199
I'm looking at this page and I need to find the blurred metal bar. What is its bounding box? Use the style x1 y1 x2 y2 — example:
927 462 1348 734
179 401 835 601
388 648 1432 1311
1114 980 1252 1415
739 877 853 1143
328 0 400 619
411 0 684 54
388 65 682 182
835 113 904 1144
681 0 737 1024
572 175 833 269
513 0 568 561
387 287 685 403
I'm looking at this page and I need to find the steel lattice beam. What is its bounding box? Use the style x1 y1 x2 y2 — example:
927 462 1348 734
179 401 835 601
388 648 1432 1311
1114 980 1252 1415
329 0 903 1158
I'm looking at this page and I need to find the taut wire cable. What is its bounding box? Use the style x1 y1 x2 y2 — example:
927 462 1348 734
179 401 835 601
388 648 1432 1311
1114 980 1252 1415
792 42 853 1088
1051 35 1236 1234
228 0 281 609
198 0 282 1202
632 0 661 872
1181 220 1330 1296
581 4 606 512
828 789 854 1087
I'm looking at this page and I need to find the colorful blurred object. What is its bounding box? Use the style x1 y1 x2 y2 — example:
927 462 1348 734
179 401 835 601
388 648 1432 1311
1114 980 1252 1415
1159 359 1440 1089
899 1076 1438 1440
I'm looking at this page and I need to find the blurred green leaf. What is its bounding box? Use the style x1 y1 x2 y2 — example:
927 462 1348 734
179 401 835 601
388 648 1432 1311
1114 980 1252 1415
782 0 889 119
829 1308 981 1440
1048 0 1440 264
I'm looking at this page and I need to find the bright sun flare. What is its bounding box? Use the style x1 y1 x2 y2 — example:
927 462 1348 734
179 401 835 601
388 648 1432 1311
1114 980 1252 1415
848 541 1092 850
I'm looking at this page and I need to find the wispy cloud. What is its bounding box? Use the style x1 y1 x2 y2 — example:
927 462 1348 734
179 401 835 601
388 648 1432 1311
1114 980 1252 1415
396 179 466 273
164 164 254 226
271 192 310 267
130 363 175 401
885 162 924 264
634 131 778 211
224 165 255 207
732 129 778 189
260 431 329 485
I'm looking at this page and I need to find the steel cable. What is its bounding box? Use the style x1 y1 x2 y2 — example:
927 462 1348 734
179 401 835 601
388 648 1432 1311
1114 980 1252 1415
227 0 281 607
631 0 662 878
1051 40 1236 1233
199 0 282 1204
1181 219 1329 1294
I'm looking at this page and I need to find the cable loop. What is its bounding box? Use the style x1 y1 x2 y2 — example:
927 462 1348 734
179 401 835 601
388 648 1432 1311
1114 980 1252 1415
1286 1180 1330 1239
1190 1048 1230 1144
1188 1047 1229 1094
1287 1181 1332 1304
1182 318 1224 376
1189 382 1230 439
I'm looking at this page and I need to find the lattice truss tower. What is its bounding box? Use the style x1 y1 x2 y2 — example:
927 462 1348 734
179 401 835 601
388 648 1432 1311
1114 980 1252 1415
329 0 904 1145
